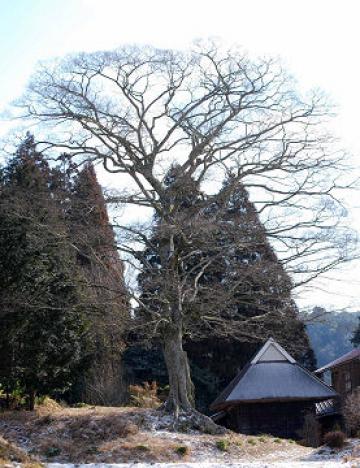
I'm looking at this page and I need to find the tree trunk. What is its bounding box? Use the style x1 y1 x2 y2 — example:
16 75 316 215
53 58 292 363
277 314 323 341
28 389 36 411
162 327 195 414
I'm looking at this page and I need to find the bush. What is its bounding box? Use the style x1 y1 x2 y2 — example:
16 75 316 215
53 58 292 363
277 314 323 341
135 444 150 452
129 381 161 408
323 431 346 449
216 439 229 451
344 388 360 435
73 402 89 408
175 445 189 456
44 446 61 457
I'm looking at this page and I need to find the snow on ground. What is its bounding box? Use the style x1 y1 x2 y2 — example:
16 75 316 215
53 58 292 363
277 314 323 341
47 462 359 468
1 406 359 467
47 439 360 468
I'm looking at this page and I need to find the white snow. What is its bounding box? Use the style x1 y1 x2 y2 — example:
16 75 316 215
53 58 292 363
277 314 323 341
46 462 358 468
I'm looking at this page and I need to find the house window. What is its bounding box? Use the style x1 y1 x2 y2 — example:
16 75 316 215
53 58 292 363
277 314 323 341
345 371 352 393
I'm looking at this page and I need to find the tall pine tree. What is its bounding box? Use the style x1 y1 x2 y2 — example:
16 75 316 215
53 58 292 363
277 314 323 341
0 134 91 409
70 163 129 405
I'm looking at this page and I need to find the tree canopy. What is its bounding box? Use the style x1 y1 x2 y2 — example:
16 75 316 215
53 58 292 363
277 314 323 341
16 42 356 418
0 134 91 408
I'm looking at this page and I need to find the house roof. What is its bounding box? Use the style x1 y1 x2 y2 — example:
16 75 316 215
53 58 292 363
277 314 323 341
315 347 360 374
210 338 338 411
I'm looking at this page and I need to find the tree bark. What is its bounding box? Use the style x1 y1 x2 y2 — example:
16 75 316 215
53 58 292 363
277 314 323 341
28 389 36 411
162 327 195 414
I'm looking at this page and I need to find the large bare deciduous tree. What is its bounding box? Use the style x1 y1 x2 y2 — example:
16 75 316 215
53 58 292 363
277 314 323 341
16 42 356 421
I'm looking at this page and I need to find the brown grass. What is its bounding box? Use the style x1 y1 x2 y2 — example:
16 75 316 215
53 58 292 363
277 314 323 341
0 406 313 464
129 381 161 409
0 435 43 466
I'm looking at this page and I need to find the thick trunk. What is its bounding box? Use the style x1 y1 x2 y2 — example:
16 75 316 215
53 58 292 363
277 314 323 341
161 327 227 435
162 327 195 414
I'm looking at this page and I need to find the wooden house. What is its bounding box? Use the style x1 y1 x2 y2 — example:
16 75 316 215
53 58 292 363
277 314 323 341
315 347 360 398
314 347 360 432
210 338 338 438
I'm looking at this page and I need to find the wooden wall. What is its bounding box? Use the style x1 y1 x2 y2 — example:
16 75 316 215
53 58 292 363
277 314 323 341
222 401 316 439
331 359 360 398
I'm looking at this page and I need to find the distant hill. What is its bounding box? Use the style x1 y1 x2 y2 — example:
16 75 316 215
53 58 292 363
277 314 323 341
305 308 360 368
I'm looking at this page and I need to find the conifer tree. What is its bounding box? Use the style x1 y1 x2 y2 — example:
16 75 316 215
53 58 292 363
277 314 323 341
133 168 315 411
351 317 360 347
70 163 129 404
0 134 91 409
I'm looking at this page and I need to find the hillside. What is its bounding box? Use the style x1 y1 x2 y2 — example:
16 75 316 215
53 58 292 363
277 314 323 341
306 309 360 368
0 405 359 467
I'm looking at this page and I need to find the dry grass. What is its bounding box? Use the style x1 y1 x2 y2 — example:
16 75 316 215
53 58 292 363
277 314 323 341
129 381 161 409
0 434 43 467
0 405 333 464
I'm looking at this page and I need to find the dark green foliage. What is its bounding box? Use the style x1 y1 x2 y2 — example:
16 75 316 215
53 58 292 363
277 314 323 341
175 445 189 456
131 168 315 413
216 439 229 451
0 134 91 407
44 446 62 457
69 163 129 405
351 316 360 347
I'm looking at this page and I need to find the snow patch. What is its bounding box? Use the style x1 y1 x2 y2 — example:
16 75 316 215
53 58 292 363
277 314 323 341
46 462 357 468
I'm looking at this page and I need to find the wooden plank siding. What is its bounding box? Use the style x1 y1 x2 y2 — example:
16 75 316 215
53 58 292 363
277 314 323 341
222 401 315 439
331 359 360 398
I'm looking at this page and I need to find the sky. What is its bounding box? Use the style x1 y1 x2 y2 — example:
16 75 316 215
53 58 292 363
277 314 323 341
1 0 360 311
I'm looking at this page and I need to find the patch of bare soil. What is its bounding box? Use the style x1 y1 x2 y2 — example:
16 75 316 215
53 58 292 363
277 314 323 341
0 405 358 466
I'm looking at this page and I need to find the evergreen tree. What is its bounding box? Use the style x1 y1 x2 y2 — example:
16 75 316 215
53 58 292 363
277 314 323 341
0 134 91 409
351 317 360 347
131 168 315 412
70 163 129 405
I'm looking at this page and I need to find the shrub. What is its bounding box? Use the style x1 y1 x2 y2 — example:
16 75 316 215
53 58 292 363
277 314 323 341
323 431 346 449
37 414 53 425
73 402 89 408
273 438 282 444
129 382 161 408
247 438 256 445
216 439 229 451
135 444 150 452
344 388 360 435
175 445 189 456
44 446 61 457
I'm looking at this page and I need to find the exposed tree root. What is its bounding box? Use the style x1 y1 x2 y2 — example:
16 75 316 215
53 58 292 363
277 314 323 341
157 406 227 434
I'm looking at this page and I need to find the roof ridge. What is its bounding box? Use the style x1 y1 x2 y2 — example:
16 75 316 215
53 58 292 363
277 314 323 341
210 349 338 411
315 346 360 373
251 338 295 364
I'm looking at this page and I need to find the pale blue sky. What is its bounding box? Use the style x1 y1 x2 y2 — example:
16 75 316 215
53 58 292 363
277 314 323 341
1 0 360 310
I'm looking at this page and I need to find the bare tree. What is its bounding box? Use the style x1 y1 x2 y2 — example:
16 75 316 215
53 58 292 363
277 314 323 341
16 42 356 421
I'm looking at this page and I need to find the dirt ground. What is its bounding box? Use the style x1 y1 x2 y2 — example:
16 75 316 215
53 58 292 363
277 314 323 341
0 404 358 467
